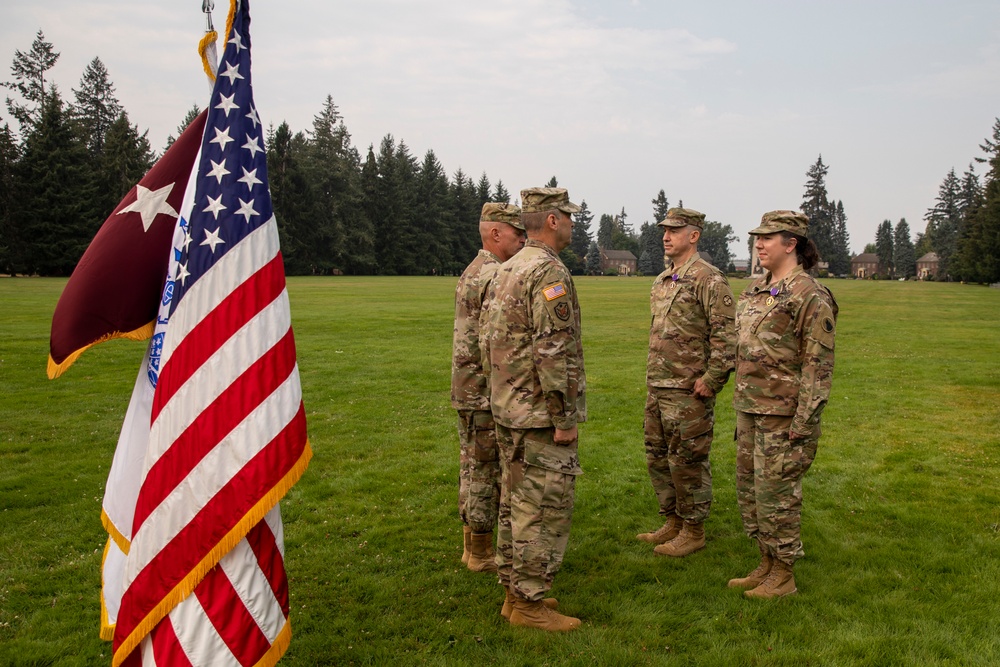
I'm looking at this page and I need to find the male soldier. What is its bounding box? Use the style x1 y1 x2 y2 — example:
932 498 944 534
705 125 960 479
483 187 585 632
637 207 735 557
452 203 525 572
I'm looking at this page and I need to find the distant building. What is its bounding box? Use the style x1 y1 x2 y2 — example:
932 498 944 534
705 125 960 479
851 253 881 278
600 249 637 276
733 258 750 274
916 252 939 280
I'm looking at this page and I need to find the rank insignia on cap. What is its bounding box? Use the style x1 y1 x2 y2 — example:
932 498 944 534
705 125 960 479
543 282 567 301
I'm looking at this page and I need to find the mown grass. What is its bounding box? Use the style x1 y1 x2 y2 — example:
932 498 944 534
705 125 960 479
1 276 999 666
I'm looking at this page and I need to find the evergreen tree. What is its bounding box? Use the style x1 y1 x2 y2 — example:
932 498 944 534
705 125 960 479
586 241 601 275
70 57 121 157
12 92 98 275
801 155 835 262
637 221 664 275
559 248 582 275
0 122 18 272
875 219 894 277
268 121 314 274
97 111 154 217
597 213 614 249
863 243 877 254
923 168 962 278
956 118 1000 283
651 189 670 223
3 30 59 132
913 232 933 259
569 199 593 261
450 167 480 273
475 172 491 207
545 175 558 188
829 200 852 275
893 218 916 278
412 150 451 274
163 103 201 152
698 220 737 270
493 180 510 204
610 207 638 255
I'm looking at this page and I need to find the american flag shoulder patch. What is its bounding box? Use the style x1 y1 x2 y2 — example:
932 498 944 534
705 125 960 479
543 282 567 301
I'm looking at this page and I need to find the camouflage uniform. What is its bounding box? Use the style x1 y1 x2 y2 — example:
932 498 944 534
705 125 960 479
452 248 504 533
734 259 837 566
483 190 585 602
645 247 735 525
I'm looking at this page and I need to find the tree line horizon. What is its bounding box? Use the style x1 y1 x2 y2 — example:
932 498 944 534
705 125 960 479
2 30 998 283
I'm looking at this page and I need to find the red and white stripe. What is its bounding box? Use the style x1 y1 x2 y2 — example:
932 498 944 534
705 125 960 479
113 215 309 665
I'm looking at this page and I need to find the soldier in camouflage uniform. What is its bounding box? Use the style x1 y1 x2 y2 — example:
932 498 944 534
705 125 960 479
452 203 525 572
482 187 585 632
729 210 837 599
637 207 735 558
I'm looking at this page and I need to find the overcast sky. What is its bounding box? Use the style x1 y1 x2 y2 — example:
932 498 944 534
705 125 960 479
4 0 1000 256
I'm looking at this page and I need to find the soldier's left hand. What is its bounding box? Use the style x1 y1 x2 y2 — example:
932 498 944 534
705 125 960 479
692 378 715 399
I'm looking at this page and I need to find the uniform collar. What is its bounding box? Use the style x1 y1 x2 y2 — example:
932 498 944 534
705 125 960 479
524 238 558 257
480 248 502 263
667 252 700 279
757 264 805 293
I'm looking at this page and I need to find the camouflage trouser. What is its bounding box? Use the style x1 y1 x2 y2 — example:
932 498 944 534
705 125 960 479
643 388 715 524
495 424 582 601
735 411 819 565
457 410 501 534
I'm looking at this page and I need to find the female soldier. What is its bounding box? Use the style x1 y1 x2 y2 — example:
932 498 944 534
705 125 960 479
729 210 837 599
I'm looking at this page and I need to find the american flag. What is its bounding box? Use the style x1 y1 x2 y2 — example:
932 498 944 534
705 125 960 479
110 1 311 664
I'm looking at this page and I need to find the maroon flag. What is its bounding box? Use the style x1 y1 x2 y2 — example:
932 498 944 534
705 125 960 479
48 111 208 379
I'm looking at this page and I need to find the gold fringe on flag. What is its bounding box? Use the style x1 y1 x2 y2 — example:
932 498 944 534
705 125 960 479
112 441 313 667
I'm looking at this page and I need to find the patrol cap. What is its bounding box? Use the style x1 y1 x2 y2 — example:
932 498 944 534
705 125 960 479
520 187 582 215
480 202 524 230
657 207 706 229
749 210 810 237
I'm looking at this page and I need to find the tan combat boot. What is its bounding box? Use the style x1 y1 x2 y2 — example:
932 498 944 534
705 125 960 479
636 515 682 544
728 542 773 589
509 598 580 631
461 525 471 565
467 531 498 573
744 560 797 599
500 586 558 620
654 521 705 557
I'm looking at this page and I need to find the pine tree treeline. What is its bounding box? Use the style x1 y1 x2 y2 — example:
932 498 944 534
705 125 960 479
1 31 154 275
917 117 1000 283
800 156 851 276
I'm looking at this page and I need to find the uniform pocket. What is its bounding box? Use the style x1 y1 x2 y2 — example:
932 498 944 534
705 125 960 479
679 396 713 440
524 433 583 476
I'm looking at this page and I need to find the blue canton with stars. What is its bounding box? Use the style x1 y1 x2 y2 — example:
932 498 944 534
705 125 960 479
170 0 272 315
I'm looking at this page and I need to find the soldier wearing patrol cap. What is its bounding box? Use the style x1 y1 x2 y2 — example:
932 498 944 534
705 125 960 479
637 207 736 558
452 203 526 573
481 187 586 631
730 210 837 599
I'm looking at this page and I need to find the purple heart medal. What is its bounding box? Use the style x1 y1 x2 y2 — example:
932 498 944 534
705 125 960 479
670 272 679 289
765 285 778 306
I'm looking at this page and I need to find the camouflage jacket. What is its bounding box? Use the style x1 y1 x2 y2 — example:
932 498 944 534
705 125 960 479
647 253 736 392
451 249 502 411
733 265 838 435
482 240 587 430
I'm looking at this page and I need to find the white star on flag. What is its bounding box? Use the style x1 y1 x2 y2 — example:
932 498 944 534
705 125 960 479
203 194 226 219
246 106 260 129
206 159 230 184
238 167 262 190
175 262 190 285
117 183 178 232
242 135 263 159
219 61 243 85
200 227 226 253
210 126 235 150
215 93 239 117
235 198 258 222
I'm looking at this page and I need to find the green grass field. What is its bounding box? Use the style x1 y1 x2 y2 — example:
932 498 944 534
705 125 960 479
2 276 999 666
